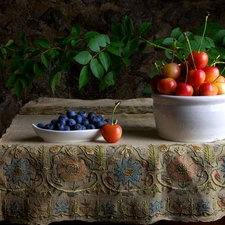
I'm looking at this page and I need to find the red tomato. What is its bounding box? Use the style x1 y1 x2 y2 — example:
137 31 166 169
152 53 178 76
187 69 206 87
101 123 122 143
175 83 194 96
188 51 208 69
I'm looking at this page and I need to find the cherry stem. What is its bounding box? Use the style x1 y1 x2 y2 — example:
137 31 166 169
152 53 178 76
184 32 197 70
111 101 121 125
182 54 188 83
198 11 210 52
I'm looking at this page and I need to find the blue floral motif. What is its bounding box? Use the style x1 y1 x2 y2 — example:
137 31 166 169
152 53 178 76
4 158 32 184
149 200 163 214
196 200 210 213
114 157 142 186
10 202 23 215
55 202 70 214
102 202 116 215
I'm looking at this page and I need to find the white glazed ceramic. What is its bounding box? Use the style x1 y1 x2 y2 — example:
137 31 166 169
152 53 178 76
152 93 225 143
32 124 103 143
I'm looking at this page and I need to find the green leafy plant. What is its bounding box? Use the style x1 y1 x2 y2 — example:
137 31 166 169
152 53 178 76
143 13 225 93
0 16 151 98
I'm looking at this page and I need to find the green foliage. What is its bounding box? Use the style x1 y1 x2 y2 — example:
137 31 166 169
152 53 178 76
0 15 151 98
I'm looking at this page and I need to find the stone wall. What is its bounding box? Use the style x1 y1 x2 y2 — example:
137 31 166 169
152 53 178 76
0 0 225 136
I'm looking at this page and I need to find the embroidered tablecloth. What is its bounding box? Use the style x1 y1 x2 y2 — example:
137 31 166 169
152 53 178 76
1 97 225 225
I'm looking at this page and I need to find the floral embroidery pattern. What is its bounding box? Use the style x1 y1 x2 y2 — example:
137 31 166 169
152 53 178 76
3 158 32 184
114 157 142 186
56 157 87 182
1 144 225 224
166 155 198 182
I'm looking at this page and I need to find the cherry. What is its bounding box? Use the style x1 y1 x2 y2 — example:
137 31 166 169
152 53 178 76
187 69 206 87
157 78 177 95
199 82 218 96
161 62 181 79
175 83 194 96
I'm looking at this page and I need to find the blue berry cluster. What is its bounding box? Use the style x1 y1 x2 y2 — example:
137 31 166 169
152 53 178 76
37 110 112 131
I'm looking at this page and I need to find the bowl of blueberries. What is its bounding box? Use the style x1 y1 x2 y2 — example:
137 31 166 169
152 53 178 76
32 109 111 143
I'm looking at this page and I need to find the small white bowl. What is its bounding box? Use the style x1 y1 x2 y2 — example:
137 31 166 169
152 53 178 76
152 93 225 143
32 124 102 143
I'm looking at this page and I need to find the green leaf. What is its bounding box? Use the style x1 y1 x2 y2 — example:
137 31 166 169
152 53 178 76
103 71 115 86
138 41 148 52
88 37 100 52
35 38 51 49
33 62 45 76
71 39 82 47
74 51 92 65
143 83 152 94
10 55 22 63
41 53 50 68
95 34 107 47
7 64 19 73
50 71 61 95
195 22 224 37
22 60 35 74
107 46 121 57
50 49 60 59
5 39 14 47
213 29 225 44
99 52 110 71
138 22 151 36
19 75 29 87
28 49 41 59
123 16 134 34
71 25 81 37
90 58 104 79
171 27 182 39
162 37 175 46
14 80 23 98
79 66 91 89
6 74 18 86
122 58 131 66
110 41 124 48
84 31 99 39
19 33 27 45
111 23 125 38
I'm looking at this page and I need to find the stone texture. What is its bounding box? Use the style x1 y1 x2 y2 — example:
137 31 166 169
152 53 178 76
0 0 225 137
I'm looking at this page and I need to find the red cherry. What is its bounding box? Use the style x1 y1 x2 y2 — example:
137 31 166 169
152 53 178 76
187 69 206 87
150 74 163 93
175 83 194 96
188 51 208 69
157 78 177 95
161 62 181 79
199 82 218 96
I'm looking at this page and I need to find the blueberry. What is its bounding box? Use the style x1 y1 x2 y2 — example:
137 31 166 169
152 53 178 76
64 126 71 131
82 119 89 126
54 123 65 131
86 124 96 129
44 123 54 130
51 119 58 125
95 120 107 128
78 111 87 119
71 124 83 130
88 112 96 120
81 125 86 130
104 118 112 124
74 114 83 124
66 118 76 127
66 109 76 118
96 115 103 121
37 123 46 129
57 116 68 126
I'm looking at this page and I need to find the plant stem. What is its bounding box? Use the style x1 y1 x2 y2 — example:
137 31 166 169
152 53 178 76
184 32 196 70
198 11 210 52
112 101 121 125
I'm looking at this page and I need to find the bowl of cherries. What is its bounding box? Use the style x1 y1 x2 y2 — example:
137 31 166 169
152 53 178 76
149 13 225 142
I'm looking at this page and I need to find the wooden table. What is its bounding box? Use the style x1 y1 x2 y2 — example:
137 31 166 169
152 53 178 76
1 97 225 225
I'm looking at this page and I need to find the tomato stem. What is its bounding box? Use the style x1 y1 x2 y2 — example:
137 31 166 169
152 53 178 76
112 101 121 125
198 11 210 52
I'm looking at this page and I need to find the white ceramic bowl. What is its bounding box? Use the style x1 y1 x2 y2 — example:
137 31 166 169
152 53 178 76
32 124 103 143
152 93 225 143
